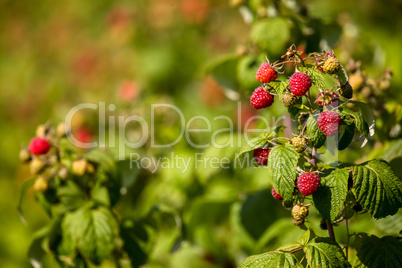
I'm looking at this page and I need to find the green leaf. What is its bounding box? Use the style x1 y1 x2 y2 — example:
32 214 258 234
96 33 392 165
206 54 239 89
336 64 349 85
354 233 402 268
287 97 306 120
120 218 157 268
268 80 289 98
268 144 299 202
236 130 277 163
340 108 368 138
374 209 402 236
250 18 291 55
237 55 263 90
59 206 118 265
304 237 351 268
313 169 349 221
240 190 281 240
90 183 110 206
305 114 326 148
17 177 36 223
239 251 303 268
301 67 326 89
299 229 316 245
56 180 87 211
353 160 402 219
338 124 355 150
382 139 402 162
348 100 375 137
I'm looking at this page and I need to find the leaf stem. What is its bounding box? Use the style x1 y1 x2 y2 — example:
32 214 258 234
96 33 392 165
326 220 336 241
290 247 304 254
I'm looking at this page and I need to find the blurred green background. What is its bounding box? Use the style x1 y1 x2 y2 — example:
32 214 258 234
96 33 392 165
0 0 401 267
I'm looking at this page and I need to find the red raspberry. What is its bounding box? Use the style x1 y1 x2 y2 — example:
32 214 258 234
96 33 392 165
271 187 283 200
29 137 51 155
289 72 312 96
256 62 278 83
253 148 270 166
250 87 274 109
297 172 321 196
315 89 339 106
317 111 342 136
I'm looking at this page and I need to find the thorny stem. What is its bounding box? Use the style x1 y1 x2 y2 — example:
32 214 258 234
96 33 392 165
326 220 336 241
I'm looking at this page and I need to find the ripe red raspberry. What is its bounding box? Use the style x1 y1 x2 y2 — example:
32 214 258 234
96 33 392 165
289 72 312 96
315 89 339 106
271 187 283 200
256 62 278 83
253 148 270 166
317 111 342 136
297 173 321 196
250 87 274 109
29 137 50 155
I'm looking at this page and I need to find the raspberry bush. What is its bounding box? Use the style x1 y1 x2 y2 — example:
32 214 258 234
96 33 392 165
236 46 402 267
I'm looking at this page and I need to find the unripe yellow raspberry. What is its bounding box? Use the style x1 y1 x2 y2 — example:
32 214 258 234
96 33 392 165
33 177 48 192
291 137 308 153
323 57 340 74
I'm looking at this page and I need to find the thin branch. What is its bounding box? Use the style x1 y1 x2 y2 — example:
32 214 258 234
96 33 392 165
326 220 336 241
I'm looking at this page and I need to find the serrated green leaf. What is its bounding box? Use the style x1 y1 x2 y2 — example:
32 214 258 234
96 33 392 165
299 66 326 89
348 100 375 137
268 144 299 202
354 233 402 268
353 160 402 219
304 237 351 268
313 169 349 221
236 129 280 163
336 64 349 85
59 207 118 265
338 124 355 150
238 251 303 268
250 18 290 55
340 108 369 143
305 114 326 148
268 80 289 98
